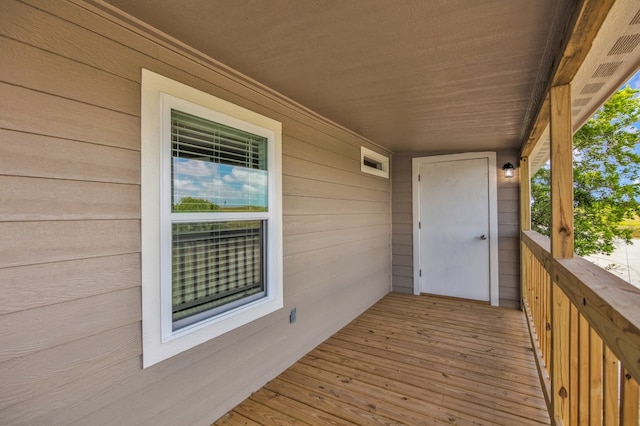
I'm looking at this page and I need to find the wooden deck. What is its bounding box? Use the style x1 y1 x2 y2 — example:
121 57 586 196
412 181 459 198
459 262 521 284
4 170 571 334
214 293 550 425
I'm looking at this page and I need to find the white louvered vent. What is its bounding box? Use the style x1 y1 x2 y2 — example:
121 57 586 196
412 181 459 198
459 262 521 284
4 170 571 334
361 146 389 178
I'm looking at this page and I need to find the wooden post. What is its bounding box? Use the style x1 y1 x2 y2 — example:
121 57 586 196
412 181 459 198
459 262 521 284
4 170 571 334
520 156 531 309
520 156 531 231
549 85 574 259
549 84 574 426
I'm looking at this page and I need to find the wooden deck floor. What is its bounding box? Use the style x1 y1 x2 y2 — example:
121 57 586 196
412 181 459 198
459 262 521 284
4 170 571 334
214 293 550 425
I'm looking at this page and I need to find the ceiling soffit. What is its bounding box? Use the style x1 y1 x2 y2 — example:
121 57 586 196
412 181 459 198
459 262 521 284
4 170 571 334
103 0 572 153
529 1 640 173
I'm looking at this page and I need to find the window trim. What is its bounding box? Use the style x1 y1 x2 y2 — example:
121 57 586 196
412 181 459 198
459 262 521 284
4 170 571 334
141 69 283 368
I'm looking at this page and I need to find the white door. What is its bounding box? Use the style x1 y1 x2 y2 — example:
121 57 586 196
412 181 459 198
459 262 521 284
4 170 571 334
413 153 498 304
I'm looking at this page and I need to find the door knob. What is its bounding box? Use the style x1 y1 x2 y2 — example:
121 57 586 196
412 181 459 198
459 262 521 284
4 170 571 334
479 234 487 240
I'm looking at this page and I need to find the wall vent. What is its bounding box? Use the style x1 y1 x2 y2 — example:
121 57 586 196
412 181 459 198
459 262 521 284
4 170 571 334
361 146 389 178
608 34 640 55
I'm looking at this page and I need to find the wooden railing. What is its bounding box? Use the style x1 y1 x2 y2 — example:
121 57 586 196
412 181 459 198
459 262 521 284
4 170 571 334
522 230 640 426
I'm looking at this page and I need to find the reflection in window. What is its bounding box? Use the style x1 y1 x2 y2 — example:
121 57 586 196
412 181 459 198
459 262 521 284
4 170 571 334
169 109 270 331
171 110 268 212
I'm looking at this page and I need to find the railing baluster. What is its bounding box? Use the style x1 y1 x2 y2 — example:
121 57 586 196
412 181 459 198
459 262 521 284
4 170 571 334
521 231 640 426
545 269 551 370
569 304 579 423
578 314 590 424
589 327 603 426
552 281 571 425
620 367 639 426
535 259 541 352
603 346 620 426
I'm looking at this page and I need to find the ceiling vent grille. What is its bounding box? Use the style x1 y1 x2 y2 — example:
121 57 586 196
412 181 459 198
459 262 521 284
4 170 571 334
608 34 640 55
581 82 606 95
630 9 640 25
572 98 591 107
592 61 623 78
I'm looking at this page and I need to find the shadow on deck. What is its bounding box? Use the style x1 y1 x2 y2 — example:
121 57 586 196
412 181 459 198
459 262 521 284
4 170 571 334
214 293 550 425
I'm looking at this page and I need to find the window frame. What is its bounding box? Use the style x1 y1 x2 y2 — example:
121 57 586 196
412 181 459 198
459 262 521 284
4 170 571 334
141 69 283 368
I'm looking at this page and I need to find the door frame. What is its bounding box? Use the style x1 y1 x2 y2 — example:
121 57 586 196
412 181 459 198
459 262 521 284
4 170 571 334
411 152 499 306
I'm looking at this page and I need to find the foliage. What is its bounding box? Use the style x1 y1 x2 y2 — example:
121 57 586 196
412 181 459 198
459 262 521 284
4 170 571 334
531 87 640 256
173 197 220 212
620 215 640 238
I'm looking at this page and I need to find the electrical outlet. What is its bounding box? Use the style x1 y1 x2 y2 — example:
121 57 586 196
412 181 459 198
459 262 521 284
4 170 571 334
289 308 296 324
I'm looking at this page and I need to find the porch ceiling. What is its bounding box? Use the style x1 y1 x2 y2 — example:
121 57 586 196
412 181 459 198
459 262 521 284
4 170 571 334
103 0 573 153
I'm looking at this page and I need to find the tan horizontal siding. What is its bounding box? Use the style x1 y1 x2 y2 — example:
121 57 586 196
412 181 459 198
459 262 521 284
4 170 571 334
0 323 140 411
284 195 390 216
284 155 389 191
0 176 139 221
499 247 521 263
0 1 391 424
283 135 360 171
1 36 141 115
0 220 140 268
494 146 523 311
284 212 389 236
284 235 389 278
0 287 141 363
284 175 389 202
0 130 140 184
285 224 390 257
0 253 139 315
500 223 521 238
392 233 412 246
391 153 414 292
0 82 140 150
284 247 391 301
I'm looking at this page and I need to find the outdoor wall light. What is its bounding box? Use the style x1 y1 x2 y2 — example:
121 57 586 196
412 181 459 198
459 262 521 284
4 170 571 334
502 162 515 178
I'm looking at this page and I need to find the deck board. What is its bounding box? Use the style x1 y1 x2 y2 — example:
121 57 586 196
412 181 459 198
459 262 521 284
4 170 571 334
214 293 550 425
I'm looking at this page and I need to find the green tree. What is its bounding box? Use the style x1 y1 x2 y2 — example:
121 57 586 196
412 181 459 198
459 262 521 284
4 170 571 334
173 196 220 212
531 86 640 256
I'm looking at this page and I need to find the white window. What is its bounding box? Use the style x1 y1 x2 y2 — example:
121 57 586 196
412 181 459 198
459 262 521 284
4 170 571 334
141 70 283 367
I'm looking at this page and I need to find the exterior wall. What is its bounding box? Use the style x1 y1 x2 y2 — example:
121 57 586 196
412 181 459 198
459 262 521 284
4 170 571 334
0 1 391 424
391 149 521 309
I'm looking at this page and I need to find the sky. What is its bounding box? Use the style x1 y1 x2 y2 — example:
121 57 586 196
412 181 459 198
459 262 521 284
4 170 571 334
627 70 640 91
619 70 640 186
623 70 640 158
173 157 268 208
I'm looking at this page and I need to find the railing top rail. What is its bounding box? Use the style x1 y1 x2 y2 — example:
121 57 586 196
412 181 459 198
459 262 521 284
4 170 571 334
522 230 640 384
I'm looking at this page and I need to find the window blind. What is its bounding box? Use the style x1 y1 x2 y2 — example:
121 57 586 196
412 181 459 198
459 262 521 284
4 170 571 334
171 109 267 170
172 221 265 329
